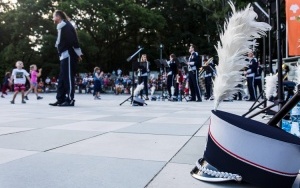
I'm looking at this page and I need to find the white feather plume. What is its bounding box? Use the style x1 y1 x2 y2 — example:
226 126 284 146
213 1 271 110
264 74 278 100
133 82 144 96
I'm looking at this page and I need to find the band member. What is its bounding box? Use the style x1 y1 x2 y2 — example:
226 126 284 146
50 10 83 107
166 54 178 99
202 58 215 100
254 61 263 97
138 54 149 100
244 51 258 101
186 44 202 102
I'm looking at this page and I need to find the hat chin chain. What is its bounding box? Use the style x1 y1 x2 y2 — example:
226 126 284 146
191 158 242 183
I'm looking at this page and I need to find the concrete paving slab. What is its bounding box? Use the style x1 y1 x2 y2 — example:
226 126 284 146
48 114 109 121
162 112 211 119
0 117 31 124
0 152 165 188
172 110 212 115
0 148 38 165
115 123 201 136
145 117 207 125
0 129 103 151
93 115 154 122
0 119 79 128
50 132 190 161
47 121 136 132
146 163 257 188
120 112 169 117
195 124 209 137
171 136 207 165
0 94 296 188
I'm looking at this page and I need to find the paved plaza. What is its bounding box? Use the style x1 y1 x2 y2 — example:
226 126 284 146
0 93 299 188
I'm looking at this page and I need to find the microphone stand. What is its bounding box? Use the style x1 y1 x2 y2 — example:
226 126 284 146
120 48 143 106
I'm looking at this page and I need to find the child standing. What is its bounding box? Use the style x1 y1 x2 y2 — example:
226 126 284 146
1 72 11 98
10 61 31 104
24 64 43 100
93 67 102 100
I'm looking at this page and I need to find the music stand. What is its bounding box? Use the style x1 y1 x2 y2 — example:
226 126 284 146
120 48 143 106
155 59 168 101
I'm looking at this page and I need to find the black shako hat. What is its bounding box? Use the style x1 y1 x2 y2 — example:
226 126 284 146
191 110 300 188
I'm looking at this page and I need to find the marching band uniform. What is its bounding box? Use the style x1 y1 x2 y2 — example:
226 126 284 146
203 60 215 100
50 11 82 107
166 56 178 99
187 45 202 102
245 52 258 101
254 64 263 97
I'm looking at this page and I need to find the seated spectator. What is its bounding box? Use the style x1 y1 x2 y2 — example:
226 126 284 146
77 78 85 93
87 81 94 94
51 76 56 85
38 78 44 93
45 76 51 86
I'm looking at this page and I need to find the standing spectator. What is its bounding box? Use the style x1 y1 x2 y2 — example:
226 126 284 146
1 72 11 98
93 67 102 100
24 64 43 100
49 10 83 107
10 61 30 104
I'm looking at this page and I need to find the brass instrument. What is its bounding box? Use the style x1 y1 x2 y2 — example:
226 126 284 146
275 63 289 80
199 57 214 77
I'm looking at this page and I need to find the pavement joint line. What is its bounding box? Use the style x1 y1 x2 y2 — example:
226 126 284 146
0 128 40 137
43 132 108 152
144 116 211 187
0 126 55 137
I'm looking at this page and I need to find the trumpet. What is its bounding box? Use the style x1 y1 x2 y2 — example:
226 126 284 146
275 63 289 81
199 57 214 76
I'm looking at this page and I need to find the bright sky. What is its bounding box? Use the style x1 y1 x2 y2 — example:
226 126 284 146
2 0 18 3
3 0 17 3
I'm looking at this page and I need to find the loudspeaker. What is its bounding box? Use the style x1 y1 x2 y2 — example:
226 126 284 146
133 97 145 106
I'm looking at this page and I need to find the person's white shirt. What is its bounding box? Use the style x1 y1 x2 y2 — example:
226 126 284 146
45 77 51 84
117 69 122 75
83 77 88 84
12 69 29 84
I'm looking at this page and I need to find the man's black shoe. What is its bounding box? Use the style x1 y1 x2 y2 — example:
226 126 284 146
187 99 196 102
196 99 202 102
49 101 63 106
59 100 75 107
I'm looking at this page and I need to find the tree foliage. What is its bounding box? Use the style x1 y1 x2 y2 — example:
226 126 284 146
0 0 267 80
